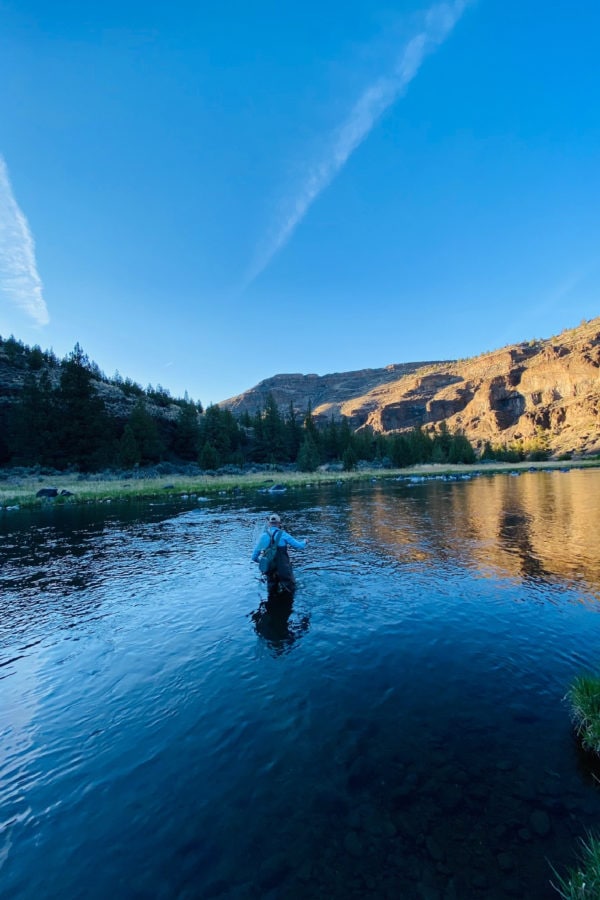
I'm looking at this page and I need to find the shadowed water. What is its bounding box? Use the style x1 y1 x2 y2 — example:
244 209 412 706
2 469 600 898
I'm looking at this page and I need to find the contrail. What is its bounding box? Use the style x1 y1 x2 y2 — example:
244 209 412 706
0 156 49 326
245 0 471 288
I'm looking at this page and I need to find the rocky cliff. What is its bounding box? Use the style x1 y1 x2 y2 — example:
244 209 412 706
221 318 600 457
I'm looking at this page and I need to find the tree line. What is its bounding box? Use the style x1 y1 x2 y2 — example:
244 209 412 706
0 336 480 472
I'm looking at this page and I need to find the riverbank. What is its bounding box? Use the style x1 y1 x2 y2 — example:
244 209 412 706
1 458 600 509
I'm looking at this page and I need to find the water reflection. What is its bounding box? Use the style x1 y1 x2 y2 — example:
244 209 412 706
498 507 547 580
250 592 310 656
344 470 600 598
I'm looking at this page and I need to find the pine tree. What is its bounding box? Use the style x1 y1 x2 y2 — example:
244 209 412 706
481 441 495 461
11 371 57 465
0 409 10 465
262 393 286 460
250 409 268 462
353 426 376 462
118 423 141 467
431 441 447 464
322 415 342 461
408 427 434 464
284 402 303 462
128 400 164 464
201 404 231 461
173 402 201 460
338 417 354 457
390 434 413 467
54 344 112 470
448 432 476 464
199 441 219 470
342 445 358 471
432 422 452 462
297 435 320 472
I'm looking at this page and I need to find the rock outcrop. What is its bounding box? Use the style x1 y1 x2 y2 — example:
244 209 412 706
221 319 600 457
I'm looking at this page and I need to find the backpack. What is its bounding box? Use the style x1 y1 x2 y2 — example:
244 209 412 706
259 529 282 574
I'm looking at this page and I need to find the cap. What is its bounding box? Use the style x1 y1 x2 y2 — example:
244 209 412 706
268 513 281 525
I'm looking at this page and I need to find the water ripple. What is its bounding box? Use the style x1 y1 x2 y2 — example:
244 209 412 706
2 475 600 897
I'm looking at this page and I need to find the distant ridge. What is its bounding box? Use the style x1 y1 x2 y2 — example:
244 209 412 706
220 318 600 457
220 360 450 417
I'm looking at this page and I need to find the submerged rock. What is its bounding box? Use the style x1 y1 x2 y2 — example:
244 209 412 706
343 830 363 857
529 809 551 836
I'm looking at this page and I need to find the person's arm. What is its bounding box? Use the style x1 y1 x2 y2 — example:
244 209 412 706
280 530 307 551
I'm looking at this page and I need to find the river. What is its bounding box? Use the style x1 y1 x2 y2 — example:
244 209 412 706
2 468 600 898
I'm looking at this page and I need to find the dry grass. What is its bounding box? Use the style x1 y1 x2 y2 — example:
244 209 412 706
1 459 599 509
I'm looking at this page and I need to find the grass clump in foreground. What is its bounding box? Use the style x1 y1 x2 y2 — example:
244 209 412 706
550 675 600 896
552 833 600 898
568 674 600 755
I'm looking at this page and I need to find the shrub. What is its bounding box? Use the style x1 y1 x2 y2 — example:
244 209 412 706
529 449 550 461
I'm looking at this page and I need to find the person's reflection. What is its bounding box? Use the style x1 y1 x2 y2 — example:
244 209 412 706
250 590 310 656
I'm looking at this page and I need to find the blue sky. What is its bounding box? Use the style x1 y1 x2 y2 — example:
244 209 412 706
1 0 599 406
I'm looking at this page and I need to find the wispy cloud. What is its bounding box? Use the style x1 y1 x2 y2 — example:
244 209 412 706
0 156 49 326
245 0 471 288
520 262 598 331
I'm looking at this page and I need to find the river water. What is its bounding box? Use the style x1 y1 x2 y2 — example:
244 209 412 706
2 469 600 899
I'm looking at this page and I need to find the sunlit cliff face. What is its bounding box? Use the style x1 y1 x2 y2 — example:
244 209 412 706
221 318 600 458
343 322 600 457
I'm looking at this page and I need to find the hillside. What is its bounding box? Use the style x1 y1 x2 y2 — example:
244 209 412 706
221 318 600 457
2 318 599 463
0 340 187 425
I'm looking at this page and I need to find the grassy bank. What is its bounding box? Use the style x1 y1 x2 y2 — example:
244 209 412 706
1 459 599 510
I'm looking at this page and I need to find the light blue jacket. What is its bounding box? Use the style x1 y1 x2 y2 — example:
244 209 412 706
252 526 307 562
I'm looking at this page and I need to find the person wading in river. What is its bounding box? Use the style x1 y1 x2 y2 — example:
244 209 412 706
251 513 308 596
